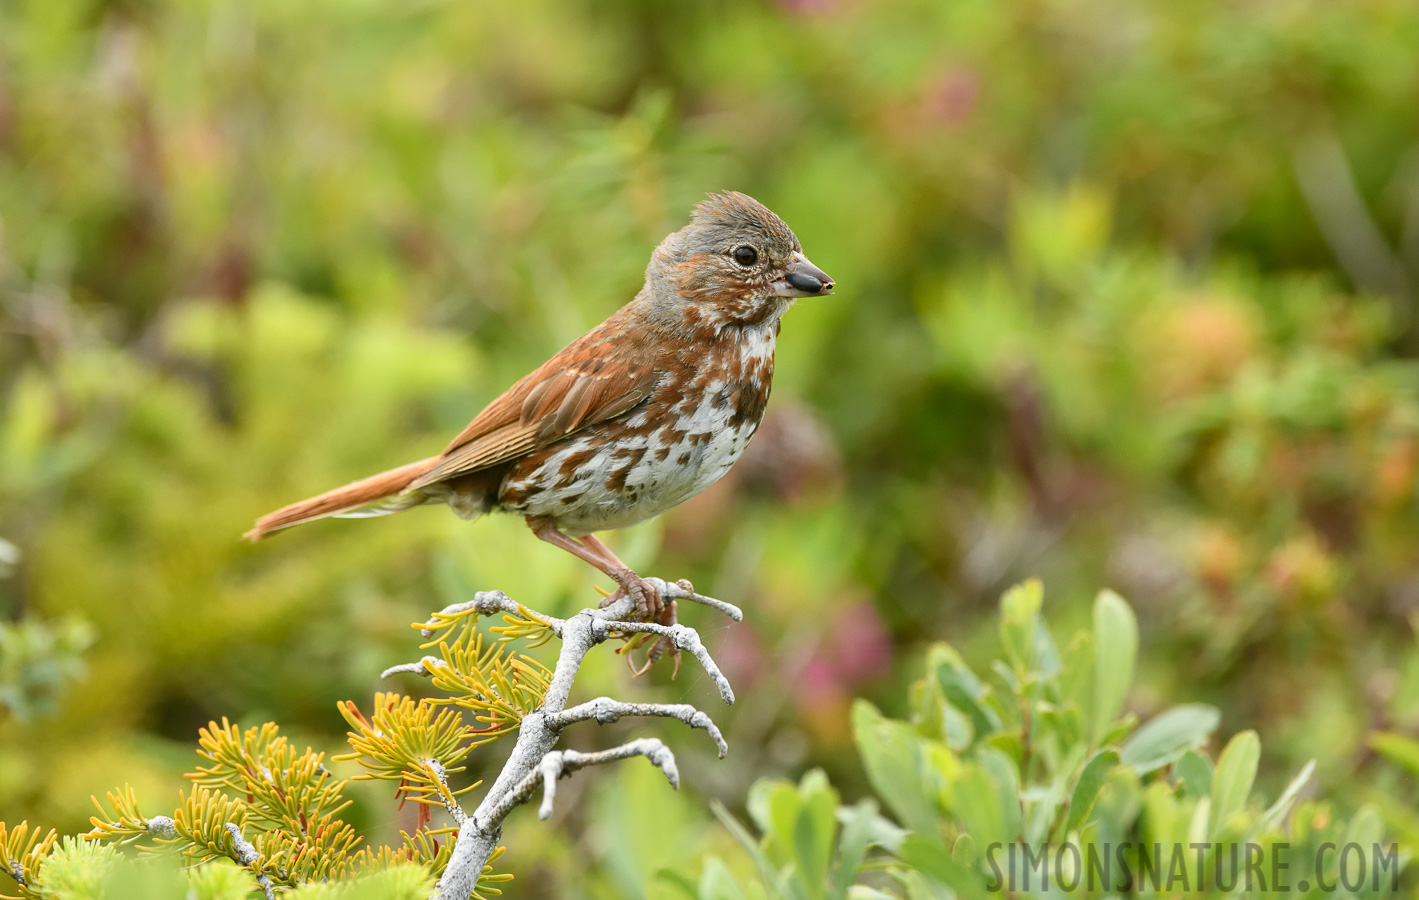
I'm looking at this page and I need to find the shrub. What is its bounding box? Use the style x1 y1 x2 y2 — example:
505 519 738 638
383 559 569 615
691 582 1408 898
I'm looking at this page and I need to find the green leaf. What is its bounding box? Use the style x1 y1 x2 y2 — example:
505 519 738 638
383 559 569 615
1119 704 1220 774
897 834 985 896
1142 779 1183 843
790 771 839 900
1345 803 1385 849
926 644 1001 741
1091 590 1138 745
694 857 746 900
1175 750 1214 799
1000 579 1044 676
712 800 793 900
1056 631 1095 714
1259 759 1315 833
1039 704 1084 753
941 703 974 752
911 669 974 751
948 747 1021 850
1370 731 1419 776
1065 749 1119 835
747 771 839 900
654 866 703 900
852 700 943 836
830 800 877 900
985 730 1023 767
1209 730 1259 838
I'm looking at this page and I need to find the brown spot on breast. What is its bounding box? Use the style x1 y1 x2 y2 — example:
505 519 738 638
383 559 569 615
654 447 670 461
728 380 772 429
688 432 713 446
677 452 691 465
606 465 633 492
612 446 647 466
659 425 688 445
557 448 598 480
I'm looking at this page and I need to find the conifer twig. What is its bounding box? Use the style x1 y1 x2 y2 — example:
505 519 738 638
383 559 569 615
423 760 468 827
426 584 738 900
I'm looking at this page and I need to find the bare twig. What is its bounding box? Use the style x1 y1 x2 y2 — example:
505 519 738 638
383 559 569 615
225 823 275 900
424 759 468 827
380 657 442 679
645 577 744 621
427 584 738 900
591 619 735 704
528 739 678 820
418 591 561 639
547 697 728 758
146 815 178 840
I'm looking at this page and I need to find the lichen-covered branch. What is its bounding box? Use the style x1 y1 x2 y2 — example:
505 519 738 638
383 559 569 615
548 697 728 757
523 739 679 820
590 619 735 703
225 823 275 900
414 582 739 900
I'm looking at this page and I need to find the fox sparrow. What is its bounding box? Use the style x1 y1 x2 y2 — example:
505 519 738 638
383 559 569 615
245 192 834 617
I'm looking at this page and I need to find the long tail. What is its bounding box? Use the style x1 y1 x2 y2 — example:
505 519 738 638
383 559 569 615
244 456 440 541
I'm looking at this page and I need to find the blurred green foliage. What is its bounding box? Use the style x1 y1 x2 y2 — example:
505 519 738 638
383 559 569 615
686 586 1405 898
2 839 435 900
689 584 1407 891
4 0 1419 896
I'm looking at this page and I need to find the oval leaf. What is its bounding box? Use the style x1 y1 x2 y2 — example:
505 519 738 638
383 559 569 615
1119 704 1220 774
1208 730 1259 838
1065 749 1119 835
1091 589 1138 744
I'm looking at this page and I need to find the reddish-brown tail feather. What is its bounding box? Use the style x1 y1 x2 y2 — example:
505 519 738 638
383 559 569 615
244 456 441 540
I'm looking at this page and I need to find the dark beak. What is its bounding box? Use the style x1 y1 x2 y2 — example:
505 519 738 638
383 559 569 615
774 252 836 297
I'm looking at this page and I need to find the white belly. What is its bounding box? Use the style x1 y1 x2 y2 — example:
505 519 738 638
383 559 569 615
510 393 757 535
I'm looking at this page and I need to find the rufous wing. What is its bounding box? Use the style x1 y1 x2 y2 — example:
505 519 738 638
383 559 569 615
403 343 658 492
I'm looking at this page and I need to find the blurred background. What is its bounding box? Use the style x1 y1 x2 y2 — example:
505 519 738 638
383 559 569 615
4 0 1419 895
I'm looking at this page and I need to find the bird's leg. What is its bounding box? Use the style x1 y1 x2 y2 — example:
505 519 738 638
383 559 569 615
526 517 663 617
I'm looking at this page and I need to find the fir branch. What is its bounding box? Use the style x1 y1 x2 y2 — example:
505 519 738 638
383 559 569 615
423 632 552 741
0 821 57 900
422 584 739 900
189 719 351 830
335 692 473 788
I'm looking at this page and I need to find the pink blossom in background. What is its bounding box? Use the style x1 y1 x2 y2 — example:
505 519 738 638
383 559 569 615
795 599 892 716
825 600 892 688
923 65 980 126
774 0 839 15
713 620 766 689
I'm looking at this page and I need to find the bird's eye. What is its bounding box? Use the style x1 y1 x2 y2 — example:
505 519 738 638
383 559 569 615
732 245 758 267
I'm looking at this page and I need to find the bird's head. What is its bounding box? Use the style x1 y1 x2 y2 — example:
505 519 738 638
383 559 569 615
647 191 834 327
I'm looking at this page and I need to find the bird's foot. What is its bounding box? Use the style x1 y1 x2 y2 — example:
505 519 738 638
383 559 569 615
602 569 664 620
623 599 682 679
